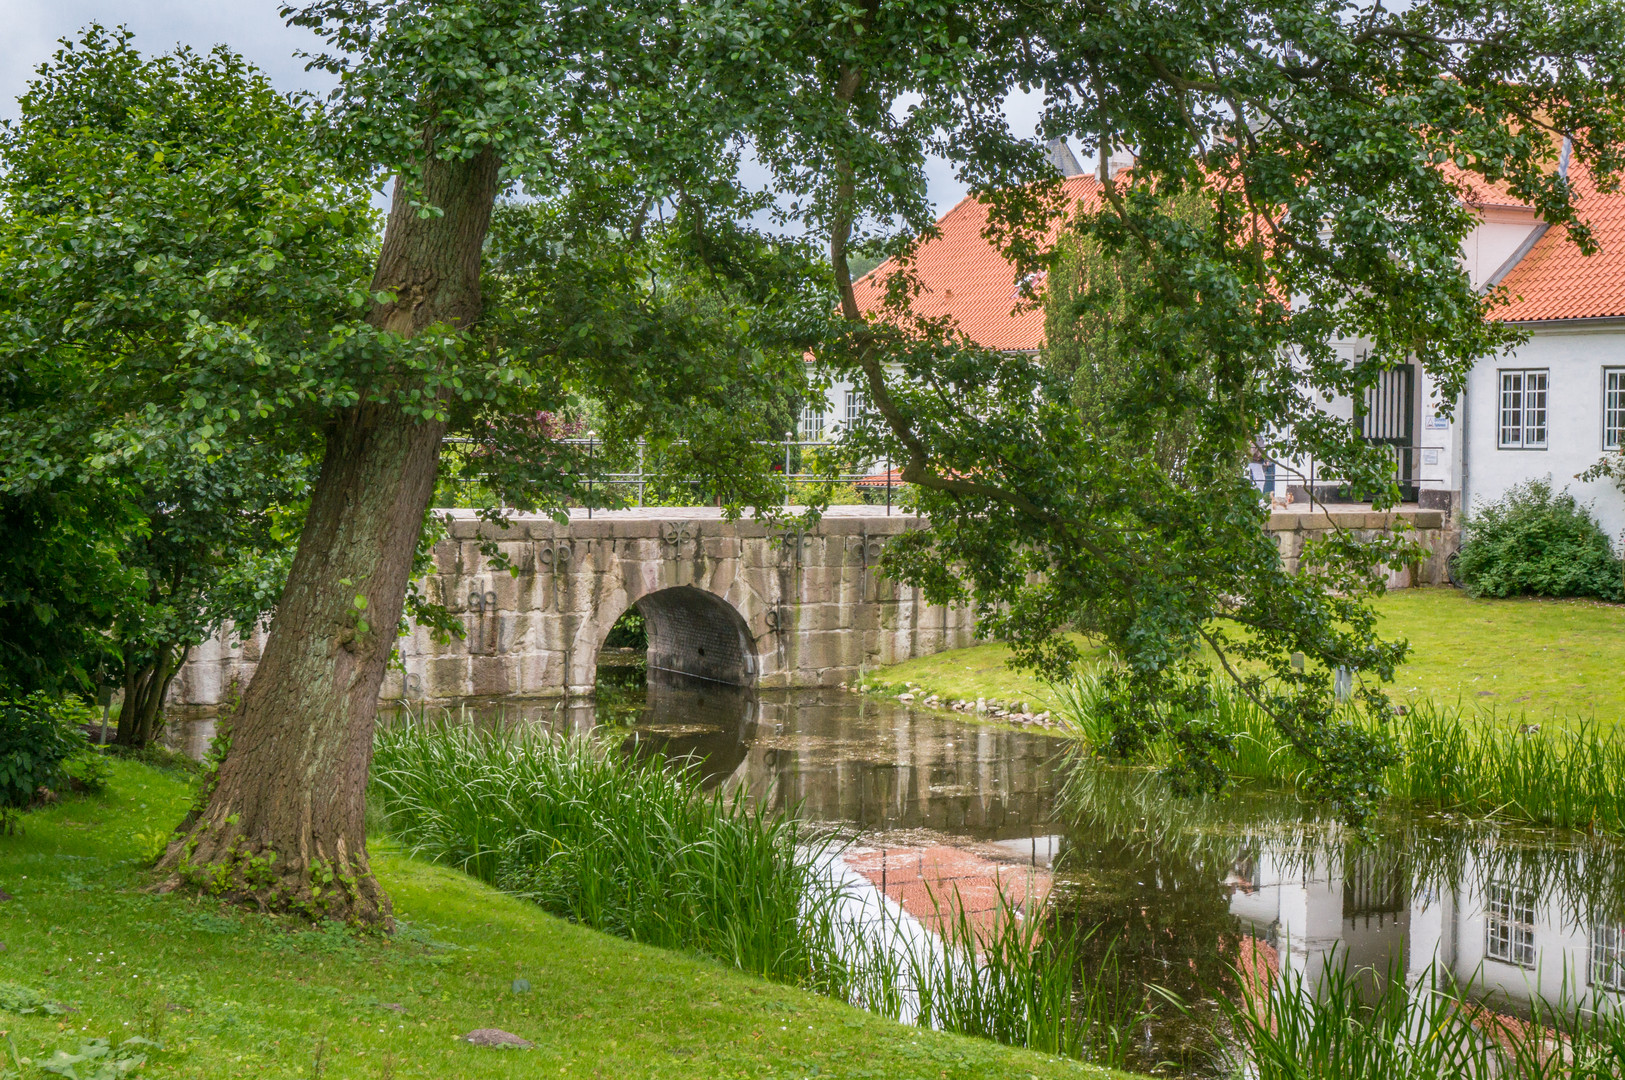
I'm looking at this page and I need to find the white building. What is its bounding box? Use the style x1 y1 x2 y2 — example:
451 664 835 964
828 156 1625 543
1458 163 1625 540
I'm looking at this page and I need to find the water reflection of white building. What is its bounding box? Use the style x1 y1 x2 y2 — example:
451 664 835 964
1226 844 1625 1014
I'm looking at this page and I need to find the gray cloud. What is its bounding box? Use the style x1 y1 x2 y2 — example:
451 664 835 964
2 1 329 120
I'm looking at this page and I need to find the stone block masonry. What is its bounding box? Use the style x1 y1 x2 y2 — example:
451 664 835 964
170 504 1456 708
1264 506 1457 588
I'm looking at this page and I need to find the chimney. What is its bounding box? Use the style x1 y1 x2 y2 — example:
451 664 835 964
1105 149 1136 180
1046 138 1085 178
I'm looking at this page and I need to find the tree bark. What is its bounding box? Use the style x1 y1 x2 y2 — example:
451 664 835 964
155 146 502 925
115 642 184 748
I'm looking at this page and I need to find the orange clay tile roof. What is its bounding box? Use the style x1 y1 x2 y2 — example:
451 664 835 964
851 174 1104 352
856 166 1625 344
1494 164 1625 322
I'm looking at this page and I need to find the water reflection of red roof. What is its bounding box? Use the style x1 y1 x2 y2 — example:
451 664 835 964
843 845 1051 943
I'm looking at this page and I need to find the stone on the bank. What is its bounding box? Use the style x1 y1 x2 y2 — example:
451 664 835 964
464 1029 533 1048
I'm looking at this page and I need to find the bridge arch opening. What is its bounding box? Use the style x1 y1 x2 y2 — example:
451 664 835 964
609 586 756 687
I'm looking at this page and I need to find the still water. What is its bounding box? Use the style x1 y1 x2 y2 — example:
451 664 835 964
184 668 1625 1074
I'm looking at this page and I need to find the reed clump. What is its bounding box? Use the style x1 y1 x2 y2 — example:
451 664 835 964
1053 672 1625 830
372 721 828 981
894 887 1147 1064
1217 951 1625 1079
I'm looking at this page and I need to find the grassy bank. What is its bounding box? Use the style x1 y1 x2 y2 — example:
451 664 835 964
0 759 1128 1080
865 589 1625 728
857 634 1105 713
1372 590 1625 722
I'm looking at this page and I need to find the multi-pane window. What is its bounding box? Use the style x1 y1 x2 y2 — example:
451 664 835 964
1605 369 1625 451
1498 370 1548 449
1592 922 1625 993
800 400 826 441
1485 882 1537 968
845 389 869 429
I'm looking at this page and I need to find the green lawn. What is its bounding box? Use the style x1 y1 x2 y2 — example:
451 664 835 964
867 588 1625 726
0 759 1127 1080
1372 589 1625 723
859 634 1105 711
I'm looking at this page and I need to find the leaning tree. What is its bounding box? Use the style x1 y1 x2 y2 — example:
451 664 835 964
2 14 818 922
719 0 1625 813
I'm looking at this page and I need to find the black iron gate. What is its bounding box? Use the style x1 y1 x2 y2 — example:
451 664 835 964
1351 363 1418 502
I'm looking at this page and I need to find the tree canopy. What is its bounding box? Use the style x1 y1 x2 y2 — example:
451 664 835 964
0 30 363 715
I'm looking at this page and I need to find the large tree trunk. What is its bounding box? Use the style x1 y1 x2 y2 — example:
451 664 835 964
156 147 502 925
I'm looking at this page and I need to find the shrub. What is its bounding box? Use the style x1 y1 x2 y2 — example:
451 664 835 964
0 693 91 808
64 750 112 793
1455 479 1622 600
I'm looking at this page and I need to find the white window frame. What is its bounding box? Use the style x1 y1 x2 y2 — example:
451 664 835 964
1592 921 1625 993
1485 882 1537 968
845 388 869 430
800 400 826 442
1498 369 1549 450
1604 368 1625 451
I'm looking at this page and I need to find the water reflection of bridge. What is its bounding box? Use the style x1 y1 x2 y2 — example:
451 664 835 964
625 676 1064 842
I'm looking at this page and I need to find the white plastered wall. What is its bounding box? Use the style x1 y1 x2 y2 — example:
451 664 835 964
1463 320 1625 545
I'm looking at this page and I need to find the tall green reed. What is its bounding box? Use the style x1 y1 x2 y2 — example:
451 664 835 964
1053 671 1625 831
898 887 1145 1064
1216 949 1625 1079
372 720 833 982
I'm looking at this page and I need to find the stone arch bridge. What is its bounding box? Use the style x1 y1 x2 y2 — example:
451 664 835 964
174 507 977 706
171 504 1451 708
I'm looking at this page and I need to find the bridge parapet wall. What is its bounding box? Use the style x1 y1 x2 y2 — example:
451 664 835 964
1266 507 1457 588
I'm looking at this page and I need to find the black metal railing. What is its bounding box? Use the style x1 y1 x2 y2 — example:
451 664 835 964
439 436 901 514
1253 445 1426 506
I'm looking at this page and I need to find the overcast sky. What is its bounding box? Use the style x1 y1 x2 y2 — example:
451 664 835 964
3 0 1067 223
